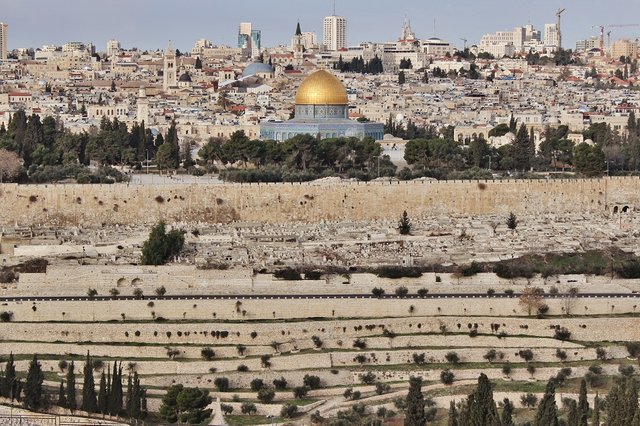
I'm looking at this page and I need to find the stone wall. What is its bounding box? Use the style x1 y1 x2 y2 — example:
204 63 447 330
0 177 637 226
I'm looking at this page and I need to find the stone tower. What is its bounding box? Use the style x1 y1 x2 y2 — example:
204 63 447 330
136 87 149 124
163 41 177 91
293 22 304 68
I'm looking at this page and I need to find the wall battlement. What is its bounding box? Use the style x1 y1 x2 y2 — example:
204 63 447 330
0 177 637 226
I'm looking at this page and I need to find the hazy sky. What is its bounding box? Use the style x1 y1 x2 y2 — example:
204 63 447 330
2 0 640 52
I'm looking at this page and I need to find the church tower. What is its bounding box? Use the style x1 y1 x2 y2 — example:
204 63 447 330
136 87 149 124
163 41 177 91
293 22 304 68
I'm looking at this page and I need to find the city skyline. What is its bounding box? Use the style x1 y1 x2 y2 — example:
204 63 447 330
2 0 640 52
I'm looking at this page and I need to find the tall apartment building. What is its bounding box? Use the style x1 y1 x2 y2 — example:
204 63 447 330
237 23 260 58
106 39 120 59
0 22 8 60
575 37 599 53
611 38 639 60
323 15 347 51
544 23 559 49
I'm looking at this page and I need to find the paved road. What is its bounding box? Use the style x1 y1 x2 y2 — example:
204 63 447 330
1 293 638 303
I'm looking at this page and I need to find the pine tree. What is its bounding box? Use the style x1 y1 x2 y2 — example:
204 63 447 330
577 379 589 426
98 372 107 415
23 354 44 410
57 380 67 408
501 398 514 426
66 360 77 412
81 352 98 413
398 210 412 235
534 379 559 426
448 400 458 426
405 376 426 426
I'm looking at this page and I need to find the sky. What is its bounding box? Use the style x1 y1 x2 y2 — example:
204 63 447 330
2 0 640 52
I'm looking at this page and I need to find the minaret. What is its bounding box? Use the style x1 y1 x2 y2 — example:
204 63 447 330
293 22 304 67
136 87 149 124
163 41 177 91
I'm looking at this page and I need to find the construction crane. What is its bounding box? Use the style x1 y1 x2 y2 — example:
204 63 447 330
593 24 639 56
460 38 467 50
556 8 566 50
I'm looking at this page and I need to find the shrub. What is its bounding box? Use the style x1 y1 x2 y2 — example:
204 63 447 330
484 349 497 363
311 335 323 348
440 369 455 384
554 327 571 341
371 287 385 298
625 342 640 357
0 311 13 322
375 382 391 395
487 288 496 296
359 372 376 384
109 288 120 297
555 349 567 362
87 288 98 298
237 364 248 372
250 378 264 391
273 377 287 390
58 360 68 371
281 403 298 418
260 354 271 368
520 393 538 408
353 338 366 349
619 365 635 377
394 286 409 298
201 347 215 361
220 404 233 415
417 288 429 297
257 388 275 404
375 266 422 279
293 386 308 398
412 353 426 364
502 362 512 377
507 212 518 230
240 402 257 414
304 270 323 280
518 349 534 362
133 288 144 298
504 289 515 296
141 221 185 265
303 374 321 390
274 268 302 280
155 286 167 296
445 352 460 364
214 377 229 392
469 329 478 337
460 262 482 276
595 347 607 361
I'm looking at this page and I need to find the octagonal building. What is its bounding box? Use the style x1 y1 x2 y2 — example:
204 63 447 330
260 70 384 142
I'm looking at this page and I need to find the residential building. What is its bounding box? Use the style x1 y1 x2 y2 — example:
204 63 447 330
611 38 638 60
323 15 347 51
544 23 559 49
106 39 120 59
0 22 7 60
576 37 599 53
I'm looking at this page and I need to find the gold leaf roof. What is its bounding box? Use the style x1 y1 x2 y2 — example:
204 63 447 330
295 70 348 105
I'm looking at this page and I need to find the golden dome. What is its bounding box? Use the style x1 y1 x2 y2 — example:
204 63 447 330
295 70 348 105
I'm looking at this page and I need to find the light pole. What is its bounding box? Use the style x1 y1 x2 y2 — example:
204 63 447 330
145 149 150 175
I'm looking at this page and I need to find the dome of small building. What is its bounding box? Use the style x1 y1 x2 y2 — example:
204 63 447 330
178 73 192 82
295 70 348 106
242 62 274 77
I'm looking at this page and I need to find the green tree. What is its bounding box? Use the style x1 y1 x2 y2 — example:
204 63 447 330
98 371 107 414
592 394 600 426
108 362 123 416
398 210 412 235
533 379 559 426
506 212 518 230
141 221 185 265
81 352 98 413
502 398 514 426
399 70 406 85
513 123 534 171
66 361 77 411
462 373 501 426
2 353 16 398
404 376 426 426
449 400 459 426
24 354 44 410
58 380 67 408
159 384 213 424
577 379 589 426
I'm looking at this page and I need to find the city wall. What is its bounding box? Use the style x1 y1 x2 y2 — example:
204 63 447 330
0 177 638 226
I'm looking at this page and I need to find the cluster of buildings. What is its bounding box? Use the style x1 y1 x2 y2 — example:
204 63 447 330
0 13 638 158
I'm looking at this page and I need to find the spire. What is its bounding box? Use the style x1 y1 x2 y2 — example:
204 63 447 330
166 40 174 56
295 22 302 36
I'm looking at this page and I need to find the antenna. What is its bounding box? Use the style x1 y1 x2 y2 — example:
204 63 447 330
333 0 336 15
433 19 436 36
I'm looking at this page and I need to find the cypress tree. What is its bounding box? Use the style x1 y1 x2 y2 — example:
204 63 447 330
125 373 132 415
566 398 579 426
130 372 142 419
23 354 44 410
501 398 514 426
592 394 600 426
66 360 77 412
109 362 123 416
81 352 98 413
466 373 501 426
2 353 16 399
448 400 458 426
98 371 107 415
140 388 148 419
405 376 426 426
534 379 559 426
577 379 589 426
57 380 67 408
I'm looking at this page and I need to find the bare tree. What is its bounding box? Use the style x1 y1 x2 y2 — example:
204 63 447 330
0 149 21 183
562 287 579 316
519 286 545 316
